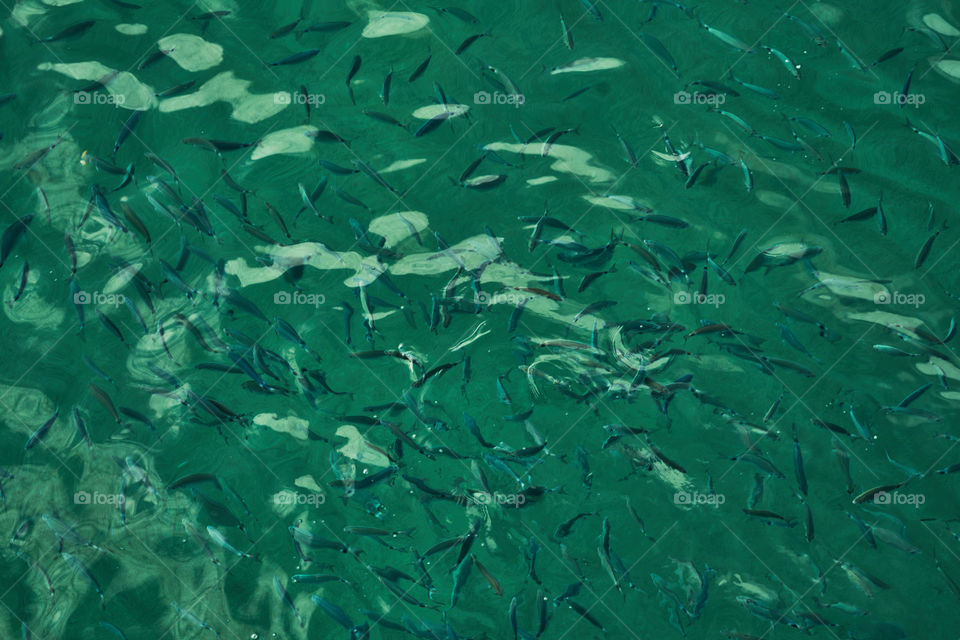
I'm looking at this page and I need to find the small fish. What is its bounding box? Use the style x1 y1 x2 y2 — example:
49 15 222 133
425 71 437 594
62 552 105 607
311 595 354 629
409 54 431 83
25 407 59 450
89 383 121 424
377 68 393 106
699 20 754 53
560 11 574 49
11 261 29 303
273 576 304 627
415 111 454 137
574 300 617 322
578 264 617 293
32 20 96 44
346 55 361 104
638 32 677 74
762 45 800 78
579 0 603 21
270 49 321 66
915 229 939 270
207 525 257 560
113 109 143 157
456 32 487 55
0 214 34 269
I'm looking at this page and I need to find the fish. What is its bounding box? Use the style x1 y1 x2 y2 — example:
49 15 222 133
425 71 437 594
270 49 322 66
699 20 754 52
113 109 143 157
762 45 801 78
62 552 104 607
409 54 432 83
207 525 257 559
346 55 361 104
32 21 96 44
0 214 34 269
638 32 678 74
24 407 59 450
273 576 304 627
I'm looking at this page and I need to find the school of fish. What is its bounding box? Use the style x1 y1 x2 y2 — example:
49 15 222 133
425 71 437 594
1 0 960 639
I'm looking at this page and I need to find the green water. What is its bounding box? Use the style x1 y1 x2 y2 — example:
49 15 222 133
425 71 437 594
1 0 960 639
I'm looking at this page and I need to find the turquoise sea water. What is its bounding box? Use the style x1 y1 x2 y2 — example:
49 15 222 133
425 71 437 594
1 1 960 639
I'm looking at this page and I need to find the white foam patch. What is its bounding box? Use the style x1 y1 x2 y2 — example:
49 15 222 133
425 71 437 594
550 57 625 74
38 62 156 110
485 141 614 183
157 33 223 72
923 13 960 37
368 211 428 247
294 475 325 492
411 103 469 120
756 190 798 209
251 125 317 160
362 11 429 38
335 425 391 467
116 24 148 35
11 3 45 26
585 194 649 210
4 286 66 328
527 176 558 185
390 234 501 276
935 59 960 79
103 262 143 294
845 310 925 334
222 245 364 290
253 413 311 440
159 71 286 123
810 273 888 303
381 158 426 173
918 358 960 382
